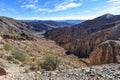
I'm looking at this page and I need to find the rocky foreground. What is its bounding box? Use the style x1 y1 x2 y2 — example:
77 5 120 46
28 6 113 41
0 63 120 80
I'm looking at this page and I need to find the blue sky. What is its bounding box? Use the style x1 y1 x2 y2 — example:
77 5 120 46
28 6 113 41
0 0 120 20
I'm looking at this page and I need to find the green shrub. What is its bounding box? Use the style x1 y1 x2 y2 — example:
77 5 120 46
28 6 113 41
12 49 27 62
40 55 60 71
4 44 11 51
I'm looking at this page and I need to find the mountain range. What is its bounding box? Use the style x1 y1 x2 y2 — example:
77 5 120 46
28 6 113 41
21 20 85 31
45 14 120 65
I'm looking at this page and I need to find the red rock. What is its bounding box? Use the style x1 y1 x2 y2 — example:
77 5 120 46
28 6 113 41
89 40 120 65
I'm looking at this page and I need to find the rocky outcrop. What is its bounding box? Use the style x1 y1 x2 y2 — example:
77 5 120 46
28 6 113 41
89 40 120 65
0 68 7 76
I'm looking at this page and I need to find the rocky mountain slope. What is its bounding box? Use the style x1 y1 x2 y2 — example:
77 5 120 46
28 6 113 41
45 14 120 65
0 16 34 40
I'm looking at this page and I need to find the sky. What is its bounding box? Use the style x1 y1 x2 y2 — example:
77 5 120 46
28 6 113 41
0 0 120 20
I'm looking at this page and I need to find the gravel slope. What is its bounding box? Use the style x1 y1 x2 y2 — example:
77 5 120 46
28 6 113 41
0 64 120 80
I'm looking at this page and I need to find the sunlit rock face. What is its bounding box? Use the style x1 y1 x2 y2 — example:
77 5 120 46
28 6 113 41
89 40 120 65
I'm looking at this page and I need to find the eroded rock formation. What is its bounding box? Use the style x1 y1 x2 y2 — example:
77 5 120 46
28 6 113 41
89 40 120 65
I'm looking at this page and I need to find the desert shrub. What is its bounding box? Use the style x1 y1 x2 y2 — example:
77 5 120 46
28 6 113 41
12 48 27 62
30 64 40 71
40 55 60 71
4 44 11 51
27 56 38 65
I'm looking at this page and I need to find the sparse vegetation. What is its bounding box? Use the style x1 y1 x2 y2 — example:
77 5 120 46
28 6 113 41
12 48 28 62
40 54 60 71
30 64 40 71
3 43 11 51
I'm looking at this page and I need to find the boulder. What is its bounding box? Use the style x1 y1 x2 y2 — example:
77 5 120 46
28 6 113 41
0 67 7 76
89 40 120 65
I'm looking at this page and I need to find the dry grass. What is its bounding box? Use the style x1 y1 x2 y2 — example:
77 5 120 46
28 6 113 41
1 36 87 71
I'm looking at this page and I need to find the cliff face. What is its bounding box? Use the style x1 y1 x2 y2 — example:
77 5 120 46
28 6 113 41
90 40 120 65
45 14 120 61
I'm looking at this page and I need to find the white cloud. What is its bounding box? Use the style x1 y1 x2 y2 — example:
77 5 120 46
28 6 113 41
98 0 120 14
22 4 37 9
21 0 82 12
30 0 39 3
25 0 39 4
108 0 120 5
82 0 120 18
54 1 81 11
21 0 39 9
108 0 119 2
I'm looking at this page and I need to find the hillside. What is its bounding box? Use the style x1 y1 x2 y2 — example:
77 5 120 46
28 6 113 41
0 16 34 40
45 14 120 65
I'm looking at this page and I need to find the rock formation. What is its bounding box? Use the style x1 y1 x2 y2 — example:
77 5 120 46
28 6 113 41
90 40 120 65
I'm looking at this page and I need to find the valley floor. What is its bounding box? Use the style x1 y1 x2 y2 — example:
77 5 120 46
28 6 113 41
0 63 120 80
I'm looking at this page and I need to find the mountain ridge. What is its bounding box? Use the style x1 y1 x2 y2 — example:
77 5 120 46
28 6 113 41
45 14 120 64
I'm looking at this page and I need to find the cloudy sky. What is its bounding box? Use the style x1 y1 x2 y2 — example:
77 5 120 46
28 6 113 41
0 0 120 20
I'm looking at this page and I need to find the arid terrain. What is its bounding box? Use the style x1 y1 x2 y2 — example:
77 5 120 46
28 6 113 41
0 16 87 79
0 14 120 80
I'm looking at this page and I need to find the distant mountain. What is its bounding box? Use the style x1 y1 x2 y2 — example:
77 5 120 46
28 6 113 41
45 13 120 62
38 20 73 28
25 21 53 32
57 20 85 24
22 20 74 28
20 20 77 32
